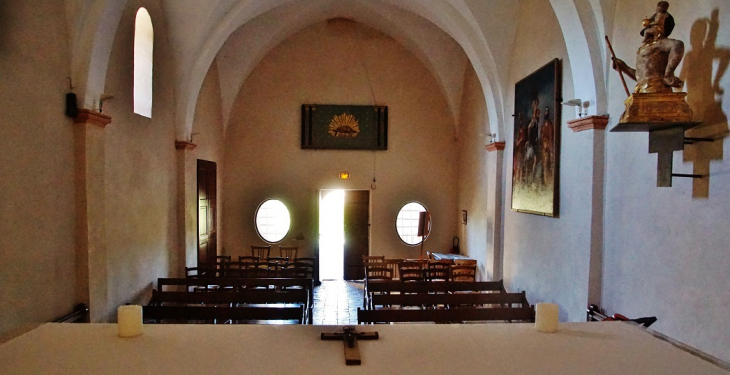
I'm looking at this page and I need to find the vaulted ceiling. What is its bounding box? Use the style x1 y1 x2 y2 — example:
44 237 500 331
68 0 610 142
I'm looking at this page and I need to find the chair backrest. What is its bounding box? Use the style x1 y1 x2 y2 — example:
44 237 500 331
238 256 259 266
399 261 425 282
382 259 402 280
280 266 309 279
362 255 385 263
267 256 289 265
279 245 298 259
453 259 477 266
450 265 476 282
251 245 271 260
423 268 449 282
290 261 314 279
427 259 452 270
366 266 393 280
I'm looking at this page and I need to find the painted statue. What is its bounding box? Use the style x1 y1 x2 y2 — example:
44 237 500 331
612 1 685 94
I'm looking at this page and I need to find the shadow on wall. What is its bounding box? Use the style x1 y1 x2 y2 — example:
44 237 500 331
110 282 154 323
681 9 730 198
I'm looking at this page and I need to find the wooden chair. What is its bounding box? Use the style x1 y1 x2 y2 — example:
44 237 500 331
251 245 271 261
294 257 317 282
399 261 425 282
267 256 290 269
453 259 477 266
279 245 298 260
280 266 309 279
423 268 449 282
450 265 476 282
238 256 259 265
362 255 385 264
289 261 314 279
364 266 393 309
427 259 452 270
383 259 402 280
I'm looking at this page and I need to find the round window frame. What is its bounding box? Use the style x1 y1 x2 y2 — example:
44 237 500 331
394 201 431 246
254 199 291 244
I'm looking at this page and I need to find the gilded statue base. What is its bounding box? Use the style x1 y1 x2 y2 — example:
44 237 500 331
619 92 693 124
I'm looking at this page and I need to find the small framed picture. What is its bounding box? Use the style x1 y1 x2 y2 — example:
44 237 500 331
462 210 467 224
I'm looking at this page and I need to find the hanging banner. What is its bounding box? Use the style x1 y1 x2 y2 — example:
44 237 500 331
301 104 388 150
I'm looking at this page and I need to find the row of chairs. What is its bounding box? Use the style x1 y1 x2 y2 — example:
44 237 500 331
363 256 477 282
188 245 315 279
187 258 316 279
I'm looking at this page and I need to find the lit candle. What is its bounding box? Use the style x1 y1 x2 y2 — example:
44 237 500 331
535 303 559 333
117 305 143 338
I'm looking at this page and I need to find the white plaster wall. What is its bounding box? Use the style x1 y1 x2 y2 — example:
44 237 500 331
502 0 590 322
222 20 458 263
603 0 730 362
102 0 177 319
0 0 77 335
456 65 489 280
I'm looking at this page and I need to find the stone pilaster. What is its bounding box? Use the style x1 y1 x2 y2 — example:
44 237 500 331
485 142 505 280
73 109 111 322
567 116 607 307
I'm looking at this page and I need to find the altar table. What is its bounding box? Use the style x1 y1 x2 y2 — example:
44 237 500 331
430 252 473 261
0 322 727 374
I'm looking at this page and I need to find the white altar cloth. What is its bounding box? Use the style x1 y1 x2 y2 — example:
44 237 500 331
0 322 727 374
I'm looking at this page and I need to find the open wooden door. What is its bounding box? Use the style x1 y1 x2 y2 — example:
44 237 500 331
343 190 370 280
197 160 217 265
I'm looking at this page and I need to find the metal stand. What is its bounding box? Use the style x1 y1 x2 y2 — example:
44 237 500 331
611 121 704 187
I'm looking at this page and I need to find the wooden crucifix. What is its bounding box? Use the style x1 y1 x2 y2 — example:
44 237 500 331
321 326 379 365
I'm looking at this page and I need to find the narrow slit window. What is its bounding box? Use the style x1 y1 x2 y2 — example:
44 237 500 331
134 8 153 118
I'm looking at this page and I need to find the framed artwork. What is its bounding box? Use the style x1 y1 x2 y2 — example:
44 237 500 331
301 104 388 150
511 59 561 217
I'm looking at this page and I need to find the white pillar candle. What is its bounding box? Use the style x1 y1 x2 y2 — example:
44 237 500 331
535 302 559 333
117 305 143 338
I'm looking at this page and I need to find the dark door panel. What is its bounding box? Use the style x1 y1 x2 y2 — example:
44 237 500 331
343 190 369 280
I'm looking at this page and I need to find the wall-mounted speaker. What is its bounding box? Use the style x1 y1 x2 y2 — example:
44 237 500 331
65 93 78 118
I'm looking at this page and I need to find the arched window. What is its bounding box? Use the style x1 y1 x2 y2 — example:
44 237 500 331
395 202 431 246
255 199 291 243
134 8 153 118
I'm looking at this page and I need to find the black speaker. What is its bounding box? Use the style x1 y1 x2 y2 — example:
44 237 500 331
65 93 78 118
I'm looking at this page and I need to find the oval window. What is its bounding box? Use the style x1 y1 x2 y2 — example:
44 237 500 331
255 199 291 243
395 202 430 246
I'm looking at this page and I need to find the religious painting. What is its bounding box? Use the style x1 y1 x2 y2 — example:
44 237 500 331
511 59 561 217
301 104 388 150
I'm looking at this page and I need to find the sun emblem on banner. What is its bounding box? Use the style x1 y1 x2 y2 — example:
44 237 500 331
328 113 360 138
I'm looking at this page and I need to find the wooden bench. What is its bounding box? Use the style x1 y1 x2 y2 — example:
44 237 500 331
143 305 304 324
156 278 313 323
357 306 534 324
149 289 309 306
370 291 530 309
53 303 89 323
364 280 507 309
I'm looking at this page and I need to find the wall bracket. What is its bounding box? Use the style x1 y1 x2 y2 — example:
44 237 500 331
610 121 702 187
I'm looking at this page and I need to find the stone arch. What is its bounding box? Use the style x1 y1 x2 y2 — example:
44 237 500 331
72 0 129 110
549 0 608 115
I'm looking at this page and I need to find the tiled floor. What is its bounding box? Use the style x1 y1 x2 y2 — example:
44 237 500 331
312 280 364 325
